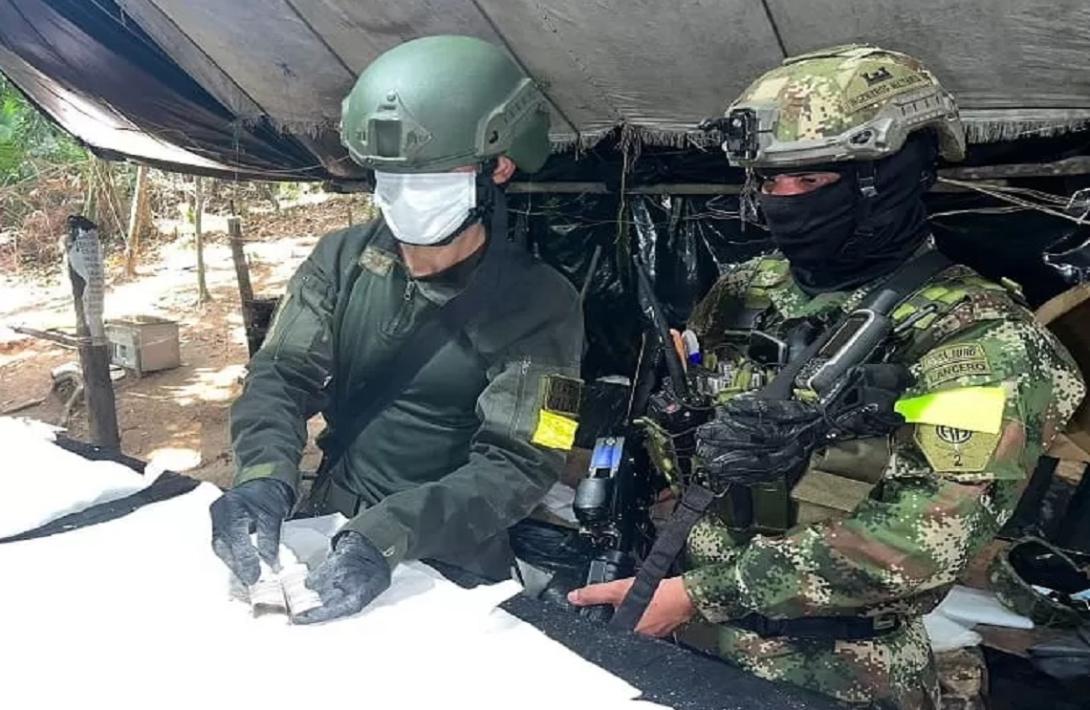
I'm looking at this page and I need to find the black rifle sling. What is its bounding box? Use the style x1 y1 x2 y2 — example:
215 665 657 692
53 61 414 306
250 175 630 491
318 191 510 477
609 249 951 632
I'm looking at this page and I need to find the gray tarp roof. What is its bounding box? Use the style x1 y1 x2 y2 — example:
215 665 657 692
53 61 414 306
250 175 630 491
6 0 1090 179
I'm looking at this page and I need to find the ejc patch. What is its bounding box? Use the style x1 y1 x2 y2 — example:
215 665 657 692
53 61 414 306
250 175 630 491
531 375 583 451
915 424 1000 472
919 342 992 388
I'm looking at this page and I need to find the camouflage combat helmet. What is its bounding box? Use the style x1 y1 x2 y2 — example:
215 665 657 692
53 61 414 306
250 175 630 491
711 44 965 169
340 35 551 173
988 537 1090 628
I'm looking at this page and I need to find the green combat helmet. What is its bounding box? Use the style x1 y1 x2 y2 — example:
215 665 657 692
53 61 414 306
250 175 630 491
706 44 965 169
340 35 551 173
988 537 1090 628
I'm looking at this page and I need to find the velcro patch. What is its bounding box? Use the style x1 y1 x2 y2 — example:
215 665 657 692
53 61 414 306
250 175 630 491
530 375 583 451
919 343 991 388
359 246 395 276
845 70 928 111
540 375 583 417
915 425 1000 472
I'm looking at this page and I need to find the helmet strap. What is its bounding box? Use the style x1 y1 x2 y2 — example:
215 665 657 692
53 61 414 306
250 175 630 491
740 168 762 229
843 161 878 252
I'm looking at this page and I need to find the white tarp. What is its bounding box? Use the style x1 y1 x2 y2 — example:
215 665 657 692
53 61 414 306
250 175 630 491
0 421 666 710
0 418 148 537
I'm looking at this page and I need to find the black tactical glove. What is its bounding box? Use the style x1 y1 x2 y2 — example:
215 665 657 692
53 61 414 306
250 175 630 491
821 364 912 440
209 478 295 585
293 530 392 625
694 364 913 488
695 397 826 487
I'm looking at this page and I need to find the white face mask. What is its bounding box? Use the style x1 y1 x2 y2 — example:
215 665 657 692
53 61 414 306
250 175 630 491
373 171 477 246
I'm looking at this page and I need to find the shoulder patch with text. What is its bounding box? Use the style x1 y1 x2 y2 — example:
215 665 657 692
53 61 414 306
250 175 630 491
919 342 992 388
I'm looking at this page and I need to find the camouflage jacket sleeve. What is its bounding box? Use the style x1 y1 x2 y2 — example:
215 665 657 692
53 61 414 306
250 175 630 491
682 315 1084 622
230 232 342 493
343 274 585 569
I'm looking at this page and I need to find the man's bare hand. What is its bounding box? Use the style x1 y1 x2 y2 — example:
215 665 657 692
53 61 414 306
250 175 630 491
567 576 696 637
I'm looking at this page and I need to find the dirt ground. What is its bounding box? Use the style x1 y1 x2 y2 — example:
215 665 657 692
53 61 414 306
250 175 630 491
0 194 368 488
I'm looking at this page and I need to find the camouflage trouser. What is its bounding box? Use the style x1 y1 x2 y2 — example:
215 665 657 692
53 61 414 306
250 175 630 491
715 617 941 709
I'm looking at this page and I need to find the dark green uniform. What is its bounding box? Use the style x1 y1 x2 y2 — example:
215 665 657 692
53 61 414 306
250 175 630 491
230 220 583 576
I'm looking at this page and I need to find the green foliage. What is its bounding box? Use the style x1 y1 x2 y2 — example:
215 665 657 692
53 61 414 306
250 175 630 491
276 181 303 202
0 74 87 184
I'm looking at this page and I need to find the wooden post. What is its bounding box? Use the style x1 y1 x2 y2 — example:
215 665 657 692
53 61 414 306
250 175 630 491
125 165 149 277
194 177 212 304
227 215 260 356
66 215 120 451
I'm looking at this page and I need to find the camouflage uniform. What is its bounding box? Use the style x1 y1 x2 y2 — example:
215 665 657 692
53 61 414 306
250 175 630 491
678 254 1085 708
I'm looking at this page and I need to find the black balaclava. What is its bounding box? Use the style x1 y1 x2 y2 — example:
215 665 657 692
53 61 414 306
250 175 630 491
757 132 939 294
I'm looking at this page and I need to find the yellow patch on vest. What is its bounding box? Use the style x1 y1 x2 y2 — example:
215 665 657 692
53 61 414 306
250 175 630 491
915 425 1000 472
895 386 1006 434
532 410 578 451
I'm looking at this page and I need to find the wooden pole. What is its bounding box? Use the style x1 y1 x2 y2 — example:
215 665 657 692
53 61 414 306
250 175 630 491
194 177 212 304
227 215 260 356
125 165 149 277
65 215 120 451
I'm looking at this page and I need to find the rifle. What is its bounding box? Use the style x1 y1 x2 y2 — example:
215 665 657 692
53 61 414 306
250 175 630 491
572 254 710 622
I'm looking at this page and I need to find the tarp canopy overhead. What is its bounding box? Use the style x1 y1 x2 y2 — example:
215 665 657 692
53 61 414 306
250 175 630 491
4 0 1090 181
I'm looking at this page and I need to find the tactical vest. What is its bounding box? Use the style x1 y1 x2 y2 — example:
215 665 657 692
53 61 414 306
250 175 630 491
646 252 1027 538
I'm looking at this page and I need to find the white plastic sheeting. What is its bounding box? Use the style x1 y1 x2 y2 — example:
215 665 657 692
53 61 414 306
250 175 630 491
922 584 1035 653
0 421 667 710
0 417 148 537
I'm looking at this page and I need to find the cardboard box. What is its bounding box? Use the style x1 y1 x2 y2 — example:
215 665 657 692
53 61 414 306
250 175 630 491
105 315 180 376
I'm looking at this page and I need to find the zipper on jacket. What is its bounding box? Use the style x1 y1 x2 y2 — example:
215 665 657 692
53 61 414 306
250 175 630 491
386 279 416 334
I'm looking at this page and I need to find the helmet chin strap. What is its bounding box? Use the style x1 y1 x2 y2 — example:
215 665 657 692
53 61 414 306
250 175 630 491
838 160 879 258
409 159 500 249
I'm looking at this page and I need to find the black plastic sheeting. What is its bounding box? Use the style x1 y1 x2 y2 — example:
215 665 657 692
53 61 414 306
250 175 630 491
514 185 1088 382
0 0 324 178
426 560 839 710
4 0 1090 184
516 191 771 381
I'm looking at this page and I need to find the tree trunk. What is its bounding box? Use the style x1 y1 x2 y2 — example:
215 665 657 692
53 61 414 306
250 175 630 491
84 158 126 243
194 176 212 304
125 165 149 277
83 159 98 222
98 161 126 238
